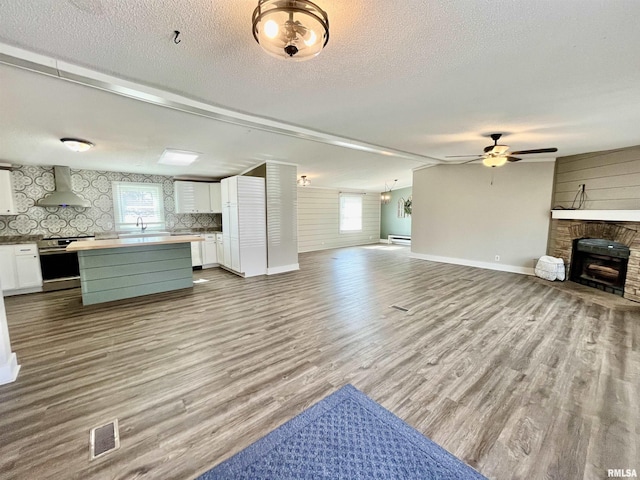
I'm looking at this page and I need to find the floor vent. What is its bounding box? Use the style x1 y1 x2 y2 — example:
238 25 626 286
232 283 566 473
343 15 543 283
90 419 120 460
390 305 409 312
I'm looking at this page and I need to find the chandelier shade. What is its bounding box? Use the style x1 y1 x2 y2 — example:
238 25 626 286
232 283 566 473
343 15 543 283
252 0 329 61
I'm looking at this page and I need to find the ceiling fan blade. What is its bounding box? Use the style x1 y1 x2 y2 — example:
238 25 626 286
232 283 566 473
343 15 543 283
506 156 522 162
445 154 483 158
510 148 558 155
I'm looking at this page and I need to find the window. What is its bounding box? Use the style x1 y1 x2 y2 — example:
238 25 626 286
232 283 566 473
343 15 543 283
112 181 165 231
339 193 363 232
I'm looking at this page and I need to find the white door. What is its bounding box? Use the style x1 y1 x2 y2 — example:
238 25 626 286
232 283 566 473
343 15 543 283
216 234 224 265
194 183 212 213
202 239 217 265
0 247 17 291
230 238 241 272
209 183 222 213
0 171 17 215
223 235 232 268
191 240 203 267
15 254 42 288
228 204 239 239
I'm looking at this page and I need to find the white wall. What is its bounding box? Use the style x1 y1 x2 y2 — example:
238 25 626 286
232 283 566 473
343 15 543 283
411 163 555 274
297 187 380 253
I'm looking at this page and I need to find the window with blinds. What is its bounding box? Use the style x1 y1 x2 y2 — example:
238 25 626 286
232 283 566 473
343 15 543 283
112 182 165 231
339 193 363 232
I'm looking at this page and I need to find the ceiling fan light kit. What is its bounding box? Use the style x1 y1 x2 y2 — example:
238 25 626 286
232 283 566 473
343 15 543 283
483 156 508 168
252 0 329 61
446 133 558 168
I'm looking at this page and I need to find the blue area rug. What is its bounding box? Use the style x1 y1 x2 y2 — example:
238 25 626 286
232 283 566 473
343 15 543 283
197 384 486 479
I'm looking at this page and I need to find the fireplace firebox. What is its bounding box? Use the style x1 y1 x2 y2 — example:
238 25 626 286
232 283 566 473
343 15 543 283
570 238 630 296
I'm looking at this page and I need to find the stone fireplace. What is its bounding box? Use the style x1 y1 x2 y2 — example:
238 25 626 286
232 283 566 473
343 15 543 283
548 219 640 302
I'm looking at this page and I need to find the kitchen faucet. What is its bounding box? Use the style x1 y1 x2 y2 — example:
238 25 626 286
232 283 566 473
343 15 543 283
136 216 147 232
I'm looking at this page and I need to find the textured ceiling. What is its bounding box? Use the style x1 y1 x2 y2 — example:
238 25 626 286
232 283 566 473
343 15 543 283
1 0 640 190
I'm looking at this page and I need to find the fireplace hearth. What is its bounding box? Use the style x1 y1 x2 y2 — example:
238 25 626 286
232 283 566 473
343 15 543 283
570 238 630 296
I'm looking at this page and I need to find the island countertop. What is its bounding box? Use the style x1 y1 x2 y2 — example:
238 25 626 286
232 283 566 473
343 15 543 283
66 235 203 251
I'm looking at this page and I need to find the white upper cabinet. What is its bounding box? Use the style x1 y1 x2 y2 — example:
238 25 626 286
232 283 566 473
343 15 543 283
0 170 17 215
209 183 222 213
174 181 213 214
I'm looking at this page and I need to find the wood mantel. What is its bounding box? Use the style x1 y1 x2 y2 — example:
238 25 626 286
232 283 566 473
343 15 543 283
551 210 640 222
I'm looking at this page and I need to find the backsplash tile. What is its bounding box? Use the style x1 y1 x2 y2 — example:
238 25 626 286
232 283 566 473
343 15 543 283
0 165 221 237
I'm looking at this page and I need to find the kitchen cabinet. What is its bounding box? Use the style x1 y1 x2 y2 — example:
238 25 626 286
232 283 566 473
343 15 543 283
0 244 43 296
209 183 222 213
220 176 266 277
0 248 17 291
215 233 224 266
175 181 213 214
191 236 203 267
0 170 17 215
202 234 218 266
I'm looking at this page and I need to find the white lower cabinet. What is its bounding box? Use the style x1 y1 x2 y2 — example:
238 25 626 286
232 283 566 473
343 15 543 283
0 244 43 296
191 238 203 267
215 234 224 266
202 234 218 266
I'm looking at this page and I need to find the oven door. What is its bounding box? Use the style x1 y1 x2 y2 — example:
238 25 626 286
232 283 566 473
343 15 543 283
39 250 81 291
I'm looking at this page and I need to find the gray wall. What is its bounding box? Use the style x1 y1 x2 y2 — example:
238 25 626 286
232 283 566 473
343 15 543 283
380 186 412 239
411 163 555 274
0 165 220 237
297 187 380 253
553 145 640 210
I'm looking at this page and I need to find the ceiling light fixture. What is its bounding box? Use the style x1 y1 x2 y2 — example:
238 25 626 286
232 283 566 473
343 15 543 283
158 149 200 166
252 0 329 61
297 175 311 187
381 179 397 205
60 138 94 152
483 155 508 168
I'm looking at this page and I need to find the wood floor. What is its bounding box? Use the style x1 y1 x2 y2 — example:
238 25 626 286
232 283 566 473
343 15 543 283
0 245 638 480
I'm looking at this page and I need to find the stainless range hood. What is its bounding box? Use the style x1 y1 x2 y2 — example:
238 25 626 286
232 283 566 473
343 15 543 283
37 166 91 208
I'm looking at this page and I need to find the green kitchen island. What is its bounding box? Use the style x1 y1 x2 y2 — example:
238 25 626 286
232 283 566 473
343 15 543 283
66 235 203 305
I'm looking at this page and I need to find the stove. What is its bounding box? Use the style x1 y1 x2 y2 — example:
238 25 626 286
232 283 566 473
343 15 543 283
37 236 95 291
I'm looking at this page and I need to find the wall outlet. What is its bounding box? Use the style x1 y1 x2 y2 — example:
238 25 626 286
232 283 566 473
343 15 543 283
494 255 500 261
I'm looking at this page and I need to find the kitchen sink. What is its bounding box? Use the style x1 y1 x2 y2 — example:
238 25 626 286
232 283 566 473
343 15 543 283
118 231 171 238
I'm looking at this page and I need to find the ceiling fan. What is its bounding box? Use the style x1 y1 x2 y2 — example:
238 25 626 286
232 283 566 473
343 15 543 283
446 133 558 167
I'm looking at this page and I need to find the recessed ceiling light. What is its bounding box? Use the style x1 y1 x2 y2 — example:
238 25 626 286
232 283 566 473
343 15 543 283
158 149 200 166
60 138 94 152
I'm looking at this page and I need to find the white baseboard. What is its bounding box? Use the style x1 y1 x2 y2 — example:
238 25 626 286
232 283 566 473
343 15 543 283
267 264 300 275
410 252 534 276
379 238 390 244
2 286 43 297
0 352 20 385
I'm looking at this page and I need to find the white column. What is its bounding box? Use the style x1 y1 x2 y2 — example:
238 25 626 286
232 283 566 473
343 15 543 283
0 278 20 385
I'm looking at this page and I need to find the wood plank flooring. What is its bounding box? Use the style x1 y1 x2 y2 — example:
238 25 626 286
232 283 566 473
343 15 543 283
0 245 638 479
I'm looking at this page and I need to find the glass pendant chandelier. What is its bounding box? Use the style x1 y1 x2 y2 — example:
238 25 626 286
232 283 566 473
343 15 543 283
252 0 329 61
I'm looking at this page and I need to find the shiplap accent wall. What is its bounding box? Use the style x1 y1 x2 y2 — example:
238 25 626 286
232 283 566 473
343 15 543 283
297 187 380 253
553 145 640 210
